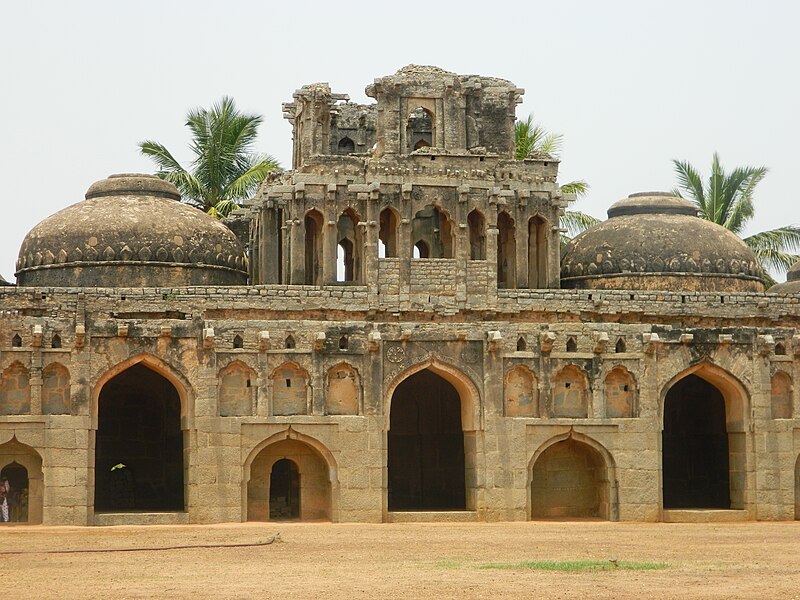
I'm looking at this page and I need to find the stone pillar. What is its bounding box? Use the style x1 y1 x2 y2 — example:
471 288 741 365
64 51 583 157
486 189 500 307
365 184 380 301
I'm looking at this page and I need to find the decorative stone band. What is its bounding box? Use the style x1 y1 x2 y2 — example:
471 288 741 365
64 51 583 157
15 260 247 276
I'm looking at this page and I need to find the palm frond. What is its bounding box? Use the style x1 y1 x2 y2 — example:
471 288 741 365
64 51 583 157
223 156 279 203
672 159 706 217
561 210 601 238
744 226 800 277
560 180 589 200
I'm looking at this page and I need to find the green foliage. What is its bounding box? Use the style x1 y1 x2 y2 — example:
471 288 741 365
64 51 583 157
515 114 596 241
673 153 799 282
139 97 279 218
479 560 669 572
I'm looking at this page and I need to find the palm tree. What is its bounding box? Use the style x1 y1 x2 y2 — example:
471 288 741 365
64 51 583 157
673 153 800 285
515 114 598 240
139 97 279 218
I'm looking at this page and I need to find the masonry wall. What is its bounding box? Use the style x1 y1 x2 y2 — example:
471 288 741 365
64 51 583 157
1 286 799 525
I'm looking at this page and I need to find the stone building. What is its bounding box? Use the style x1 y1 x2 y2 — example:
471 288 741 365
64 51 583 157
1 65 799 526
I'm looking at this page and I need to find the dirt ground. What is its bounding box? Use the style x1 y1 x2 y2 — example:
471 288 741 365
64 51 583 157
2 520 799 599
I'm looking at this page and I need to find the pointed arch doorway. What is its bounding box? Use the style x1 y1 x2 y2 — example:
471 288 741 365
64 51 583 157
388 369 467 511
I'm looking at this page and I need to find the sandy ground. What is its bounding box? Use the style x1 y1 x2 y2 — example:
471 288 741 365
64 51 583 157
1 520 799 599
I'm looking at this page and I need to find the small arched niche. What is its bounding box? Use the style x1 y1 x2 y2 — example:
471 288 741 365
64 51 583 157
271 362 309 416
604 366 636 418
42 362 71 415
0 438 43 524
337 136 355 155
247 439 332 521
771 371 793 419
551 365 589 418
325 363 360 415
0 362 31 415
531 437 612 520
218 361 256 417
504 365 538 417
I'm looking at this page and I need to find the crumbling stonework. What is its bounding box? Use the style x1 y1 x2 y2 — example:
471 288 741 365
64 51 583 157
1 65 799 526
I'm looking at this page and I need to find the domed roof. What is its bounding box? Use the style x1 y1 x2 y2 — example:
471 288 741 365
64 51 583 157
16 174 248 287
767 261 800 294
561 192 765 292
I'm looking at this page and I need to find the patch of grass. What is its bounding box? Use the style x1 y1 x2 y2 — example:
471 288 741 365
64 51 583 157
479 560 668 572
431 560 462 569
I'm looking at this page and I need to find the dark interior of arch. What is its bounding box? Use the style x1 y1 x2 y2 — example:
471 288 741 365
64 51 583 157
269 458 300 520
388 369 465 510
1 462 29 522
662 374 730 509
95 363 184 512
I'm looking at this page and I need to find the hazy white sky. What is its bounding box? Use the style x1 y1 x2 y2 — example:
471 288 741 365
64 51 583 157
1 0 798 283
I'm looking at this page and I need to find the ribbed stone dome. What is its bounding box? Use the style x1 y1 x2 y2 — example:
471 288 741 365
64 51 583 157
16 174 248 287
560 192 765 292
767 261 800 294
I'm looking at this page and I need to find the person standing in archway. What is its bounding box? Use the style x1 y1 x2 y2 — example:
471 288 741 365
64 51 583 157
0 478 10 522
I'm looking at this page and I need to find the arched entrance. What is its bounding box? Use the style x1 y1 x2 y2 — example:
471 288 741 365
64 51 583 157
247 438 331 521
95 363 184 512
662 374 730 509
0 438 43 524
388 369 466 510
269 459 300 520
530 438 611 520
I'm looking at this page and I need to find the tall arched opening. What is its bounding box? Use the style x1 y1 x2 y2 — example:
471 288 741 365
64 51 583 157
95 363 184 512
0 438 43 524
388 369 466 511
247 438 331 521
530 438 612 520
304 209 324 286
662 374 731 509
528 215 549 288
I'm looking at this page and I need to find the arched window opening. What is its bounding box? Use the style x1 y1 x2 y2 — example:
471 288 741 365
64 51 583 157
95 364 184 512
413 240 429 259
516 336 527 352
337 136 355 155
11 334 21 348
615 337 626 353
663 375 729 509
51 334 62 349
233 334 244 349
497 212 516 288
566 336 578 352
379 208 399 258
336 210 360 283
338 335 348 350
304 209 324 286
284 335 296 350
528 215 549 288
407 106 434 153
411 205 452 258
468 210 486 260
775 341 787 356
389 369 465 510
